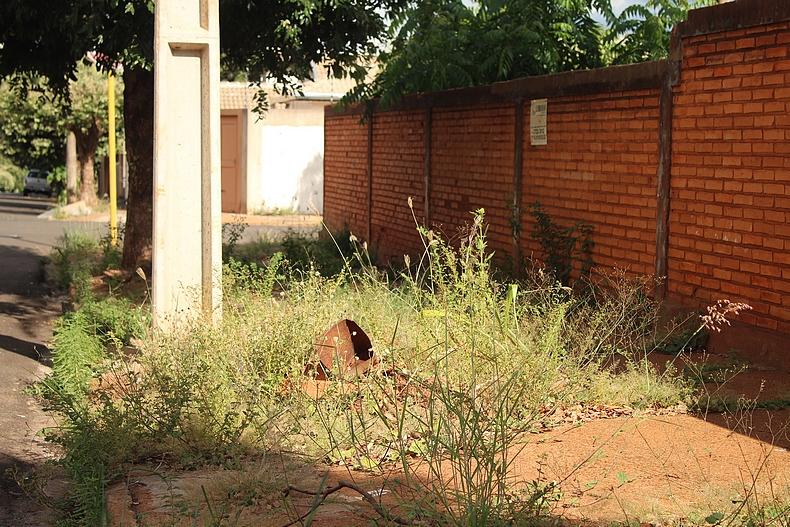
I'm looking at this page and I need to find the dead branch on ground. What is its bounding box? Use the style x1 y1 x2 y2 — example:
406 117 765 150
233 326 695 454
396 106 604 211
279 476 421 527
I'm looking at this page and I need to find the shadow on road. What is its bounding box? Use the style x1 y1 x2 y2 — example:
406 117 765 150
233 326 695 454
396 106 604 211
0 334 51 366
0 300 31 316
0 244 60 363
0 193 55 217
0 451 59 527
0 245 50 297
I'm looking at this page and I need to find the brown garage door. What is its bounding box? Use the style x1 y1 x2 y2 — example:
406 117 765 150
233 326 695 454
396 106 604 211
221 112 242 213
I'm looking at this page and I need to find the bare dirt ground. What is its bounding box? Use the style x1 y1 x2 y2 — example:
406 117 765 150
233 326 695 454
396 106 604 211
104 360 790 527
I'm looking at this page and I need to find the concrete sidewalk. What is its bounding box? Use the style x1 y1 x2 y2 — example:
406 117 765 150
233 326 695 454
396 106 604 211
38 203 322 226
38 205 324 243
223 212 322 227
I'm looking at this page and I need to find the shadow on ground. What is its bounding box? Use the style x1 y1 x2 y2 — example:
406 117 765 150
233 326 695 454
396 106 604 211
0 245 50 296
0 334 51 366
0 193 55 217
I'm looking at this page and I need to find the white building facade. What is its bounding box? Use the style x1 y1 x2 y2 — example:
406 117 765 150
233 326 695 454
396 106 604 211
219 76 353 215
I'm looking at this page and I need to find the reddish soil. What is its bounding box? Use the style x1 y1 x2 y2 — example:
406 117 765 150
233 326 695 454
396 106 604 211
105 354 790 527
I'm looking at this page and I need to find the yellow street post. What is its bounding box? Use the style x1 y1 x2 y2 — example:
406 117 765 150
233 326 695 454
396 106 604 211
108 71 118 246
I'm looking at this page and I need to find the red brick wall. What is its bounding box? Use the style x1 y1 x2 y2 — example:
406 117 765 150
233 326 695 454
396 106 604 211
370 110 427 261
669 21 790 332
325 92 662 275
521 90 661 277
323 0 790 337
430 104 515 255
323 114 368 236
325 94 663 272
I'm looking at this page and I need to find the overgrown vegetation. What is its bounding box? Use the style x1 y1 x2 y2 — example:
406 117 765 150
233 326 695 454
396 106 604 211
222 219 361 276
31 215 781 527
0 151 25 192
528 201 595 287
47 230 123 295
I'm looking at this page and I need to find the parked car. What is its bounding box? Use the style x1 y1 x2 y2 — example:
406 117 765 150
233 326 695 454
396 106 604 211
22 169 52 197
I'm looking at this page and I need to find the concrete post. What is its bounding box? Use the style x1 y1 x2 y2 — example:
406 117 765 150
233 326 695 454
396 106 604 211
153 0 222 328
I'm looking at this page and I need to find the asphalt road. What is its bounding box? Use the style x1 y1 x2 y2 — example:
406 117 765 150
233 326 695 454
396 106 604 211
0 193 322 524
0 192 105 526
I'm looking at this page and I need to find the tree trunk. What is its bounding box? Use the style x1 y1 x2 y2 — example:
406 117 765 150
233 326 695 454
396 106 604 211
73 122 102 207
121 66 154 271
66 132 78 203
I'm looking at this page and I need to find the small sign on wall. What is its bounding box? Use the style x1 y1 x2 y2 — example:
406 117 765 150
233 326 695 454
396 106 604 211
530 99 547 146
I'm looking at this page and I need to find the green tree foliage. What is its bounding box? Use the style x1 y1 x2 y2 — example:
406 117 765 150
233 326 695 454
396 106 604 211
1 0 405 267
221 0 405 112
66 62 124 206
0 151 25 192
0 64 122 205
345 0 609 108
344 0 725 107
1 0 397 94
600 0 717 64
0 82 64 170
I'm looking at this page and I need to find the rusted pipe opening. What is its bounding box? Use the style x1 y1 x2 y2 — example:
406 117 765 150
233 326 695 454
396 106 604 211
306 319 376 380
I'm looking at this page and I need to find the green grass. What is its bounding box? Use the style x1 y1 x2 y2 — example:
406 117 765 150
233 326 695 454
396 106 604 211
47 229 123 295
223 221 365 277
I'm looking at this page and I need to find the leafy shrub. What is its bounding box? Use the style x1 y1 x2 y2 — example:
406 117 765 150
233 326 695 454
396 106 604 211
281 227 361 276
0 156 24 191
47 165 67 202
221 219 247 261
50 296 147 397
528 201 595 287
48 229 123 296
222 223 364 278
40 214 695 526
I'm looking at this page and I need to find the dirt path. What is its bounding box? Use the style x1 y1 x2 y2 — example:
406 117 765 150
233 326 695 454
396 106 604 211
102 409 790 527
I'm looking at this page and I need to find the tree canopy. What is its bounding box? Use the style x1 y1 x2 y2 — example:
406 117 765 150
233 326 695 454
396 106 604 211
0 63 123 204
67 62 124 206
348 0 608 108
601 0 718 65
1 0 405 107
344 0 722 108
0 151 25 192
0 82 64 170
1 0 406 267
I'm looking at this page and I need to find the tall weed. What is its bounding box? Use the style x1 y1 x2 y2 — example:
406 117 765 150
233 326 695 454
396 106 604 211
49 229 123 296
42 296 149 526
297 210 689 526
40 214 694 526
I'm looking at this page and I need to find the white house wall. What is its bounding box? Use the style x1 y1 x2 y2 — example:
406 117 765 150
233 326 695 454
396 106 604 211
260 125 324 214
244 110 263 215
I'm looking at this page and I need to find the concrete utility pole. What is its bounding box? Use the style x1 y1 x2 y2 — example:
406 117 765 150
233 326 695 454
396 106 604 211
152 0 222 329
